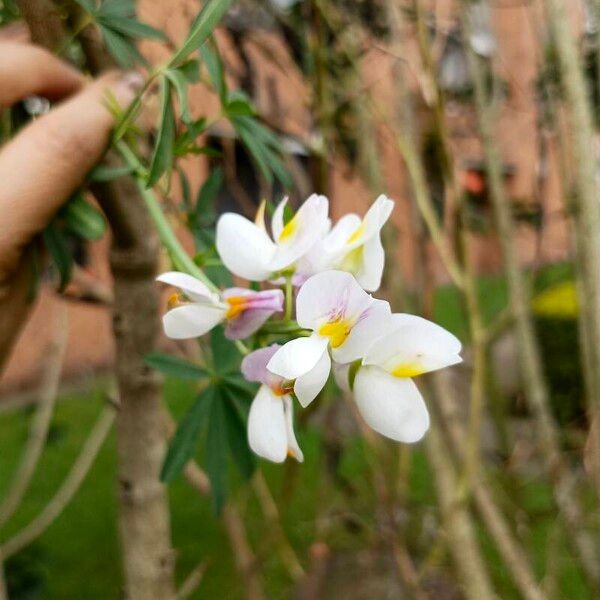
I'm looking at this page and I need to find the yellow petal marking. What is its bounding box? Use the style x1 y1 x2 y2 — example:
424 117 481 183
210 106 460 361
167 293 183 310
391 363 426 378
225 296 249 319
279 213 299 242
319 318 353 348
340 245 363 273
346 221 366 245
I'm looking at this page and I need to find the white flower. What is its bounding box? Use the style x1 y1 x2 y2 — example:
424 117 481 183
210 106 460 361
216 194 329 281
157 272 283 340
242 346 304 463
297 194 394 291
267 271 391 407
353 314 462 443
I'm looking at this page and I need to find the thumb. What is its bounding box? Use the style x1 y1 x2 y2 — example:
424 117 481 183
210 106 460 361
0 70 144 280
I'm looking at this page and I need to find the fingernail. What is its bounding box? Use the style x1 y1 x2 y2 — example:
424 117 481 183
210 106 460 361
114 71 145 105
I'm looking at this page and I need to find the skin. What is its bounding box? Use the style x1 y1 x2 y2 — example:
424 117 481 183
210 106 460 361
0 29 142 371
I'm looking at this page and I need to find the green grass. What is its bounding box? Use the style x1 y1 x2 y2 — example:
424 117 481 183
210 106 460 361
0 261 592 599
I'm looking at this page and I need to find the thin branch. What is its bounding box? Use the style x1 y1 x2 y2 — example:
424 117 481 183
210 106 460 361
462 9 600 586
251 472 305 581
431 372 546 600
175 561 208 600
0 404 116 560
0 304 68 529
424 412 497 600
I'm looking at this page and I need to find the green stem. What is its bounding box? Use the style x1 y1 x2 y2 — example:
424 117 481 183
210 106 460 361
116 140 217 292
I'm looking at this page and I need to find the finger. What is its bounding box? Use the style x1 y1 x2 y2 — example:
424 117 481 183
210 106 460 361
0 42 84 107
0 71 144 279
0 22 30 44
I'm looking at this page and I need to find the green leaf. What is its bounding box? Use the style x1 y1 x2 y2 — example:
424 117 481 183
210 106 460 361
101 26 146 68
96 0 134 17
194 167 222 220
165 68 193 123
169 0 233 67
97 15 167 40
62 193 106 241
225 90 255 117
223 388 255 480
43 221 73 292
147 77 176 187
179 168 192 212
200 43 226 100
223 374 258 398
179 59 201 83
205 390 228 513
161 387 212 482
211 325 240 375
145 352 209 380
89 164 133 182
73 0 96 13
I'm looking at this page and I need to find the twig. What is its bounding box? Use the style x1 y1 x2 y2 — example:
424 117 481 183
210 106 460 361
347 397 430 600
424 411 497 600
175 561 208 600
0 304 68 529
462 8 600 587
252 472 305 580
0 404 116 560
431 372 546 600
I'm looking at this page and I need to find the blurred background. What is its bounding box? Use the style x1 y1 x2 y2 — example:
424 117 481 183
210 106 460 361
1 0 600 598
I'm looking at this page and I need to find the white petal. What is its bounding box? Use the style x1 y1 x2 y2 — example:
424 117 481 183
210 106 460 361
283 396 304 462
353 365 430 443
216 213 276 281
162 304 225 339
271 196 288 241
294 346 331 407
361 195 394 243
267 334 329 380
247 386 288 463
332 362 351 393
363 314 462 376
332 299 391 364
324 214 362 251
268 194 329 272
296 270 372 331
156 272 216 303
354 231 385 292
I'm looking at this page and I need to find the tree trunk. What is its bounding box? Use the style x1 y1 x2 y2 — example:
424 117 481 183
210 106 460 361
17 2 176 596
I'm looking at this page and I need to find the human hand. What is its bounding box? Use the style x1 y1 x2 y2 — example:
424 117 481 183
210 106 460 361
0 31 142 370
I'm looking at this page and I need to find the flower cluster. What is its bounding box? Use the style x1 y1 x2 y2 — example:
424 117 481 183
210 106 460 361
158 194 462 463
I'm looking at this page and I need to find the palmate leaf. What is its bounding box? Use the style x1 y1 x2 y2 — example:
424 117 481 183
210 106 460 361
231 115 292 187
147 77 176 187
96 15 166 40
62 192 106 241
101 26 146 68
169 0 233 67
43 221 73 292
76 0 166 67
89 164 133 182
145 352 209 380
211 325 240 375
193 167 222 225
205 389 228 513
200 43 226 101
161 387 213 483
165 68 193 124
223 387 255 481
